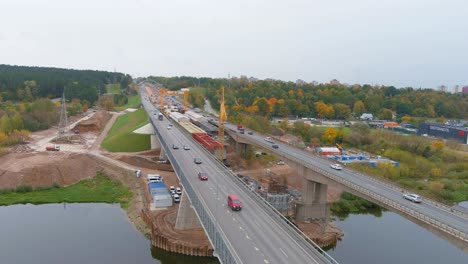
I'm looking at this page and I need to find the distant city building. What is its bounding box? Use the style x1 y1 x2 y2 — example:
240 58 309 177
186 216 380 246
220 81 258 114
360 113 374 120
329 79 340 85
453 85 460 94
463 86 468 94
417 123 468 144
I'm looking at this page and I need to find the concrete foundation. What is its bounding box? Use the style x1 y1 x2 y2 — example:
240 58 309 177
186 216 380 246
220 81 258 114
175 192 202 230
151 134 161 150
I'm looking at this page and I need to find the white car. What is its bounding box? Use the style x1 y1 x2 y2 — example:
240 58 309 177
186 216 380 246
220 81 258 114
176 187 182 195
183 145 190 150
170 186 175 192
403 193 422 203
331 164 343 170
277 160 285 165
172 194 180 203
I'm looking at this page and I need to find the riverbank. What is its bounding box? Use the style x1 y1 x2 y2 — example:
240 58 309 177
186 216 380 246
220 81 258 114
0 172 131 207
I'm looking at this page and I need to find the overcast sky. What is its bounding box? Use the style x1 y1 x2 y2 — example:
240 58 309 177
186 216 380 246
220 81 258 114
1 0 467 88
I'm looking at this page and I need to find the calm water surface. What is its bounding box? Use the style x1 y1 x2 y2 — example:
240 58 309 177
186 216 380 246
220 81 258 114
327 211 468 264
0 203 218 264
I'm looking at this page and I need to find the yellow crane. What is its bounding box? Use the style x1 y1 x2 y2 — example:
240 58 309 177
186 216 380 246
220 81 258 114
184 90 189 113
217 86 227 160
159 88 165 111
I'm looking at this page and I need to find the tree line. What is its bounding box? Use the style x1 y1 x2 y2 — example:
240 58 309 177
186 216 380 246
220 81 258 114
148 76 468 124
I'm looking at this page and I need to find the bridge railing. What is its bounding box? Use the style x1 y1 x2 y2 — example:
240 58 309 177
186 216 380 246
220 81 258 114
290 142 468 220
276 146 468 243
148 116 239 264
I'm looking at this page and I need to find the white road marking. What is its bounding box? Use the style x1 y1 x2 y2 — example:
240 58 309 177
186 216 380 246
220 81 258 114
239 226 243 230
254 247 259 251
253 220 260 226
264 260 269 264
233 217 236 221
279 247 288 258
246 235 251 240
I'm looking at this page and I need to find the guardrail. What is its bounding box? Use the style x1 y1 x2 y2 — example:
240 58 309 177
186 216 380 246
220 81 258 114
292 146 468 220
148 114 239 264
278 145 468 243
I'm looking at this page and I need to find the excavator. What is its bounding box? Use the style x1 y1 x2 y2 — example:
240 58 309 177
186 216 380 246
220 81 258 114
336 143 344 155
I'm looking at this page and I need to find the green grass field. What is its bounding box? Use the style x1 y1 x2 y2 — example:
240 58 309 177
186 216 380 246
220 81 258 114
106 83 121 94
0 172 132 208
101 108 150 152
115 94 141 111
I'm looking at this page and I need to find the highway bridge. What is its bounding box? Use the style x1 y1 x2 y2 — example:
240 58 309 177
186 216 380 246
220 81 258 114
224 123 468 249
141 86 338 264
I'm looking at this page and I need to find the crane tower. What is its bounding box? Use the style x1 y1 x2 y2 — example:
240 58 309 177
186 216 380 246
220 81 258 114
217 86 227 160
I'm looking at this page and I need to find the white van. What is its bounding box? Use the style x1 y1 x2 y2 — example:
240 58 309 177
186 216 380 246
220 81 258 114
147 174 162 183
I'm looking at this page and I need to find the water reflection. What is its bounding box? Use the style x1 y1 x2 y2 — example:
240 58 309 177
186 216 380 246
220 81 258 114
0 203 219 264
151 247 219 264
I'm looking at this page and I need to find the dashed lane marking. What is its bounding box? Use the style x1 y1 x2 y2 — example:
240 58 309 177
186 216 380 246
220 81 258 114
280 247 288 258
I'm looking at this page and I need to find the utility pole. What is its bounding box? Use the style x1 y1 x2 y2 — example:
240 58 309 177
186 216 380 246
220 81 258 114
57 90 70 141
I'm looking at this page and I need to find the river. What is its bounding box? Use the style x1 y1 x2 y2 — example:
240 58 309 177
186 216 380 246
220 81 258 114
0 203 218 264
1 203 466 264
327 210 468 264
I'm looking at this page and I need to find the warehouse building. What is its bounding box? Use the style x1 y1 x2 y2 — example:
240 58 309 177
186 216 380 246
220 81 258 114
417 123 468 144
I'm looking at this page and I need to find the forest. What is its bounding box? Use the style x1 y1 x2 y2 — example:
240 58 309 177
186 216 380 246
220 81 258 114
0 65 132 146
149 76 468 124
0 64 132 104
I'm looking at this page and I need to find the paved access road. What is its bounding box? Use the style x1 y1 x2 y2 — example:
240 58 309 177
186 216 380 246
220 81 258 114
141 88 335 264
224 123 468 243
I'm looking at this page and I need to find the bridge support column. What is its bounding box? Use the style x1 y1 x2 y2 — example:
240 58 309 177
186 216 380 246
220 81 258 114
150 133 161 150
215 146 226 160
175 192 202 230
295 178 329 223
159 147 167 160
235 142 248 158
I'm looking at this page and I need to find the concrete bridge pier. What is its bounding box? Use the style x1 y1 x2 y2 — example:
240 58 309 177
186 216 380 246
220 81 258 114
150 133 161 150
295 179 330 223
175 191 202 230
235 142 249 158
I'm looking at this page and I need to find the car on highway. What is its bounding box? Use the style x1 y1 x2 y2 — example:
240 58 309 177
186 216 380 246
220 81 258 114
183 145 190 150
277 160 285 165
247 131 253 135
198 172 208 181
272 144 279 149
264 137 273 143
172 194 180 203
403 193 422 203
227 194 242 211
167 126 171 130
194 157 202 164
331 164 343 170
172 144 179 149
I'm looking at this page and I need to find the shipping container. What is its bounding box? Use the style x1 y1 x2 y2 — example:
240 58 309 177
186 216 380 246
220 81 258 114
192 132 223 149
148 182 173 208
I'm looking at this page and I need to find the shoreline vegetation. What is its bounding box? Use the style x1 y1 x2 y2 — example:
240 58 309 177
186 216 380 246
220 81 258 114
0 171 132 208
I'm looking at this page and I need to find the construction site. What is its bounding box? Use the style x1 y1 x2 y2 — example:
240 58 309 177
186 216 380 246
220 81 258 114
0 87 343 258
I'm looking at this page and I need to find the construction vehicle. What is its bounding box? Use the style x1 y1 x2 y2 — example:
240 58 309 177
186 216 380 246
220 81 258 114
46 145 60 151
336 143 344 155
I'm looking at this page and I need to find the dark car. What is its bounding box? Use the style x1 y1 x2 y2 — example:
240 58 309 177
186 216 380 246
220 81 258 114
247 131 253 135
272 144 279 149
198 172 208 180
172 144 179 149
194 157 202 164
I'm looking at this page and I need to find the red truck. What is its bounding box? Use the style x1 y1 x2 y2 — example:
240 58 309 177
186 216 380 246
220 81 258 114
237 124 243 130
46 145 60 151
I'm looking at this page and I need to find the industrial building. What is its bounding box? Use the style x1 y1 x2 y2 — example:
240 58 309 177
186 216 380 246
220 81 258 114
417 123 468 144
